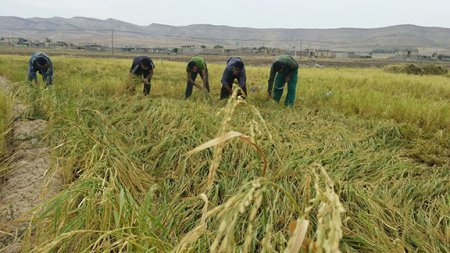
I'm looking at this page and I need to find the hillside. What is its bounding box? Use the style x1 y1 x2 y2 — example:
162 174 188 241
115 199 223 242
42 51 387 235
0 16 450 51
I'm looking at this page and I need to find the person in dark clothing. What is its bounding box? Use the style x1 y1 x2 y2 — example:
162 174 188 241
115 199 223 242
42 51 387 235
267 55 299 106
129 56 155 96
27 51 53 87
220 57 247 99
185 56 210 99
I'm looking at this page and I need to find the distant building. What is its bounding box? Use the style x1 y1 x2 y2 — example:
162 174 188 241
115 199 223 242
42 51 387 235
118 46 150 53
1 37 27 44
395 49 419 60
0 37 10 47
418 55 433 60
304 49 333 58
83 44 109 51
432 51 450 61
30 41 46 48
181 47 203 55
0 37 31 47
284 50 297 56
437 54 450 61
150 47 171 54
354 52 372 58
237 47 254 55
224 48 239 55
54 41 77 48
315 49 333 58
201 48 224 55
371 52 396 59
334 51 354 58
252 47 283 56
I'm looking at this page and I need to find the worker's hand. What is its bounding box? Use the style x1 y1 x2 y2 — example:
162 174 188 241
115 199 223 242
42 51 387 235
144 79 150 85
285 75 291 82
267 94 272 100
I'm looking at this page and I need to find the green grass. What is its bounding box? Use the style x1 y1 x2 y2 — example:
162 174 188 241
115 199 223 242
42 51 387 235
0 54 449 252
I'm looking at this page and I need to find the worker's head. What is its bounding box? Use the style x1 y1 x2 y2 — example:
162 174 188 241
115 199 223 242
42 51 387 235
140 58 153 70
273 61 285 72
232 61 244 76
36 57 48 70
187 61 198 73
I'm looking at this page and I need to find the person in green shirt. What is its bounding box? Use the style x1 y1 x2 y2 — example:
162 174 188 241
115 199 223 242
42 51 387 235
185 56 210 99
267 55 299 106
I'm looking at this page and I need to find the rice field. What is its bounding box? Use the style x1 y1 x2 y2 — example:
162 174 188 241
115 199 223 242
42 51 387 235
0 55 449 252
0 88 11 157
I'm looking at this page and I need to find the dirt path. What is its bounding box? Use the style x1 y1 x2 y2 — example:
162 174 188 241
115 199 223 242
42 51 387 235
0 77 62 253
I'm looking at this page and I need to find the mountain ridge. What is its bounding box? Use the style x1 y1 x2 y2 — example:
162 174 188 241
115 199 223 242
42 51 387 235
1 16 449 51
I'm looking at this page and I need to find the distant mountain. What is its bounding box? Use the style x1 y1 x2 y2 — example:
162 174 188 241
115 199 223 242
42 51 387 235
0 16 449 52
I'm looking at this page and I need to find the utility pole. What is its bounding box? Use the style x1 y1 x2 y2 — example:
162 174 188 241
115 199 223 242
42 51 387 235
299 39 303 60
111 29 114 56
293 40 297 57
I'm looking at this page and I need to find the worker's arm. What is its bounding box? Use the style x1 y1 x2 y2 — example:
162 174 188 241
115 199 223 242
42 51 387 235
221 80 233 94
144 69 153 85
130 63 139 74
201 68 208 89
239 68 246 89
267 65 276 98
187 72 202 89
221 69 233 93
28 60 38 84
45 60 54 85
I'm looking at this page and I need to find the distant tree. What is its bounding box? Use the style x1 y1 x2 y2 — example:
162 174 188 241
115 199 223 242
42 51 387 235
172 48 179 54
201 45 207 49
214 45 224 49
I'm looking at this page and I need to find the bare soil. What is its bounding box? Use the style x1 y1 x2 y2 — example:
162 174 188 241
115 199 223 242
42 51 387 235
0 77 62 253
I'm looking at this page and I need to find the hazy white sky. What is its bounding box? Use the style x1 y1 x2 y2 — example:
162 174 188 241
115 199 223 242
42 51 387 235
1 0 449 28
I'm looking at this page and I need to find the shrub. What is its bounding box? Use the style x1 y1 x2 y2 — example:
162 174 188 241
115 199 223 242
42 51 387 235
422 64 448 75
384 63 448 75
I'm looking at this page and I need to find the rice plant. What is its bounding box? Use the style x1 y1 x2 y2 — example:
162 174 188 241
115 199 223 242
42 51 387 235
0 54 448 252
0 89 12 157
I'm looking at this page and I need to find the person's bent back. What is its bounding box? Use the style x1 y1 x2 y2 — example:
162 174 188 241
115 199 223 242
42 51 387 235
220 57 247 99
129 56 155 96
28 52 53 87
267 55 299 106
185 56 210 99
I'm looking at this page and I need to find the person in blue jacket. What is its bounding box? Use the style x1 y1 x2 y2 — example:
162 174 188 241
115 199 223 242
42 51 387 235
129 56 154 96
27 52 53 87
220 57 247 99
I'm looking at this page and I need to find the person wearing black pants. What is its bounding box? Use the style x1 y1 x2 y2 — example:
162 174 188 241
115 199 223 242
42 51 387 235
220 57 247 99
185 56 210 99
129 56 154 96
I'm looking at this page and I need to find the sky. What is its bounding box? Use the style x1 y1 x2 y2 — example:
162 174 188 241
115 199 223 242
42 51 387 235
1 0 450 29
